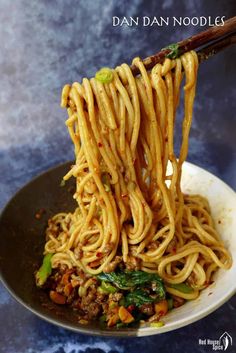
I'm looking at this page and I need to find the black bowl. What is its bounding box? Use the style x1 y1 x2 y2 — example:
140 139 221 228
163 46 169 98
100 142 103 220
0 162 139 336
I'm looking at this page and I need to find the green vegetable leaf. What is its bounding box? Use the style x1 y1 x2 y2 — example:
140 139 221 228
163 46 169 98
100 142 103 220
95 67 113 84
36 253 53 287
116 322 129 328
98 281 117 294
124 289 155 307
167 282 193 294
162 43 179 59
167 297 173 310
97 271 165 299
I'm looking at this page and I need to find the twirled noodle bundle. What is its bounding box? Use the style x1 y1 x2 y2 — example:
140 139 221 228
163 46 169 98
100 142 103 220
44 51 232 299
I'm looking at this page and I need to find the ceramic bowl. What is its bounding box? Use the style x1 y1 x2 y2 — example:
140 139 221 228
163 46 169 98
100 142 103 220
0 161 235 336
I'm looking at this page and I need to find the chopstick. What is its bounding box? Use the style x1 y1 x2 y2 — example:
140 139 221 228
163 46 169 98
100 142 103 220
130 16 236 75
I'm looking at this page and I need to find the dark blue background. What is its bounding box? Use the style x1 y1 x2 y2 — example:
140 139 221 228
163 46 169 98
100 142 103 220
0 1 235 352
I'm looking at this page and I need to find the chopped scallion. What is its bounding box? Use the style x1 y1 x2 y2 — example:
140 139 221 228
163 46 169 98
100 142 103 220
162 43 179 59
95 67 113 84
168 282 194 293
36 253 53 287
150 321 164 328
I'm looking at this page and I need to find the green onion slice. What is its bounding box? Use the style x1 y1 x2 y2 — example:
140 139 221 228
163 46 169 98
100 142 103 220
168 282 194 294
162 43 179 59
95 67 113 84
36 253 53 287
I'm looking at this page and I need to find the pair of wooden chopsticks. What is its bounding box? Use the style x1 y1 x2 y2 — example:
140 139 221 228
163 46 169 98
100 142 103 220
130 16 236 75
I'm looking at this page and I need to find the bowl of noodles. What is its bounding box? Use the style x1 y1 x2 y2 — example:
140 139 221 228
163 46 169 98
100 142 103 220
0 160 235 336
0 50 236 336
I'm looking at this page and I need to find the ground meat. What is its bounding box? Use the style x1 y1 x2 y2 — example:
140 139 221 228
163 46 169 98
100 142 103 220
102 302 109 312
81 289 96 306
40 265 108 323
172 295 185 308
166 238 177 254
148 313 160 323
74 244 83 260
147 241 160 251
75 269 87 284
71 298 81 310
55 282 65 294
103 242 115 254
95 292 106 304
125 255 141 271
46 222 61 239
41 264 174 326
59 265 69 274
110 292 123 302
186 273 196 286
66 288 77 304
85 302 101 320
140 303 154 316
103 256 122 273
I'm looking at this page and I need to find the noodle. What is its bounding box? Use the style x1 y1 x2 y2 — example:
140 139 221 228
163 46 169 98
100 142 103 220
43 50 232 302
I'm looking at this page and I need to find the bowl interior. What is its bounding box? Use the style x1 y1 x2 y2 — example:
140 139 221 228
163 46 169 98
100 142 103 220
0 161 235 336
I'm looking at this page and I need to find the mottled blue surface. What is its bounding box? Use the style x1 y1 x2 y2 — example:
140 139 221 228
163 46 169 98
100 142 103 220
0 0 236 352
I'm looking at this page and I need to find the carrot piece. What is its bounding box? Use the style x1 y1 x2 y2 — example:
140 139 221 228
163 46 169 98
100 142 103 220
106 301 120 327
118 306 135 324
71 279 80 288
49 290 66 304
61 269 73 285
64 283 73 297
109 301 118 310
107 313 119 327
154 300 168 316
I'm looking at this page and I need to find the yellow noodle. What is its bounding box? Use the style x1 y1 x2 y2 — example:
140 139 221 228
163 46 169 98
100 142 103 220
43 50 232 299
